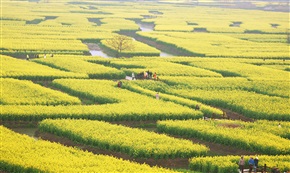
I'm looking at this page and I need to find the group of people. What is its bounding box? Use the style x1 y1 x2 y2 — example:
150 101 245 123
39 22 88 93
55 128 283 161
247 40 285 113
132 70 159 80
26 54 54 60
143 70 158 80
238 156 283 173
239 156 259 173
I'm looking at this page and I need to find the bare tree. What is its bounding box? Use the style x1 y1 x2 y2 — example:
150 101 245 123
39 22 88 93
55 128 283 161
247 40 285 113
105 35 134 58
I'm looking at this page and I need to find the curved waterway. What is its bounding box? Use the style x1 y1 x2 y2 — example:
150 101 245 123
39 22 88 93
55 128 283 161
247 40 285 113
84 22 174 58
136 22 154 32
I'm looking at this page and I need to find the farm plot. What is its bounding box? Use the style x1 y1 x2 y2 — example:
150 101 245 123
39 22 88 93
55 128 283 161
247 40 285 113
121 80 223 117
188 61 290 80
90 57 222 77
161 76 290 98
0 78 81 106
33 55 126 79
137 32 290 58
189 155 290 173
168 89 290 121
157 119 290 155
144 6 289 33
1 55 87 80
0 79 202 121
100 36 160 57
0 126 176 173
39 119 209 158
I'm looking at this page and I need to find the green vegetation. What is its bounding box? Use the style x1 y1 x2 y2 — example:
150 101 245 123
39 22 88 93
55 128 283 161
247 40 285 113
1 126 177 173
39 119 209 158
157 119 290 155
1 0 289 172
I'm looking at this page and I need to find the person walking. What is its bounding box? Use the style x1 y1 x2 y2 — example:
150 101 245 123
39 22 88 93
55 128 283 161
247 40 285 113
238 156 245 173
249 157 255 173
254 156 259 173
155 92 159 100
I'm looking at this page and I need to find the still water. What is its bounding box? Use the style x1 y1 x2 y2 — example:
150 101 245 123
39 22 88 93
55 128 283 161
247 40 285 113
90 50 110 58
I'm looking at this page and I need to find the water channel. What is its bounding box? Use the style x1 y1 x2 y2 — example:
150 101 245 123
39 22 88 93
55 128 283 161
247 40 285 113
86 22 174 58
90 50 110 58
136 22 154 32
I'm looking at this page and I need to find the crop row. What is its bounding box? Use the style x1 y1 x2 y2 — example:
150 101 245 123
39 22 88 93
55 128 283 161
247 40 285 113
0 78 81 106
0 126 176 173
39 119 209 158
189 155 290 173
1 55 87 80
170 89 290 121
1 79 202 121
161 76 289 98
137 32 290 58
33 55 126 79
157 120 290 155
122 80 223 116
92 57 222 77
188 61 290 80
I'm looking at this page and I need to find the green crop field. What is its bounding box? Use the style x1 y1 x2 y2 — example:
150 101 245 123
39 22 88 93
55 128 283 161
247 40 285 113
1 0 289 173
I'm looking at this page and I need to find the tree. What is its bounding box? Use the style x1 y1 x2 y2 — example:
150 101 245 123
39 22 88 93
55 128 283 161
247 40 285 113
105 35 134 58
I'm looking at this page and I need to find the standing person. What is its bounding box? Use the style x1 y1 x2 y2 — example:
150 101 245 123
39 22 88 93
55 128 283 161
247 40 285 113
254 156 259 173
195 104 200 110
117 81 122 88
153 72 157 80
155 92 159 100
44 54 46 58
26 54 30 61
223 111 227 118
238 156 245 173
249 157 255 173
143 71 147 79
147 70 150 79
132 72 135 80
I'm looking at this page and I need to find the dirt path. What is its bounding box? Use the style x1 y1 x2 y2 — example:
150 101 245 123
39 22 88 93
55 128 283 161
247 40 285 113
220 108 254 122
35 130 189 169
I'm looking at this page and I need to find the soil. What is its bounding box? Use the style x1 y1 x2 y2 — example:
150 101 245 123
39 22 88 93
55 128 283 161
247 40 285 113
221 108 254 122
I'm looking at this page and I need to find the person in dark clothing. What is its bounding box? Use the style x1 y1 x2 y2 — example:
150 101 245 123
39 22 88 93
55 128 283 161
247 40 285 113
117 81 122 88
254 157 259 173
248 157 255 173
